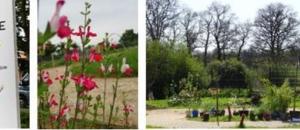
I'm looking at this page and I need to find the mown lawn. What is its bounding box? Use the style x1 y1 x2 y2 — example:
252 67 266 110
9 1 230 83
147 97 300 109
39 46 138 77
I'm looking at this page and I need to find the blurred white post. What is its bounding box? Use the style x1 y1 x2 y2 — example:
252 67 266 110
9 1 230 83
0 0 20 128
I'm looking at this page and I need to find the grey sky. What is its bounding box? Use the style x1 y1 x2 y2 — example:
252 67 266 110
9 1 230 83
38 0 138 45
178 0 300 52
179 0 300 22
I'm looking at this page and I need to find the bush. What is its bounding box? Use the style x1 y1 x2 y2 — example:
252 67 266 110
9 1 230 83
207 59 250 89
260 79 293 113
146 41 209 99
260 64 299 87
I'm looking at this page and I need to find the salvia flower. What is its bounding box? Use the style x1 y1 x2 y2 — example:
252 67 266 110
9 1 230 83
73 26 97 39
50 0 65 32
59 105 70 117
48 94 58 107
71 48 80 62
86 26 97 38
41 71 53 86
110 43 118 49
123 104 134 113
89 48 103 62
121 58 133 76
71 75 97 91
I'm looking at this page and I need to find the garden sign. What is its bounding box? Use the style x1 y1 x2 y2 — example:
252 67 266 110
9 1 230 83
0 1 20 128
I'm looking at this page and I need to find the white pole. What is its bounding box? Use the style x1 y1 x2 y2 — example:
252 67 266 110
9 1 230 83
0 0 20 128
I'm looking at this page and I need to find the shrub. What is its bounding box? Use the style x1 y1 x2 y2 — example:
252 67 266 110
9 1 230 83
207 59 250 89
146 41 209 99
260 79 293 113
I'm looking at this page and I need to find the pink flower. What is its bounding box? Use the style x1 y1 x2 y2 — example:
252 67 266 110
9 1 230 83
71 74 85 86
89 48 103 62
73 26 97 39
123 104 134 113
121 58 133 76
82 76 97 91
48 94 58 107
50 0 65 32
41 71 53 86
57 24 72 39
72 26 85 37
86 26 97 38
59 105 70 117
71 75 97 91
71 48 80 62
111 43 118 49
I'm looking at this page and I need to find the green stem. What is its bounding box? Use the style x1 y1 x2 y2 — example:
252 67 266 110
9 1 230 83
108 76 119 127
103 76 107 122
73 5 89 128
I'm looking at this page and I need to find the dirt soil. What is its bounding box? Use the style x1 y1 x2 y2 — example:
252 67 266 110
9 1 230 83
147 108 300 128
45 66 138 127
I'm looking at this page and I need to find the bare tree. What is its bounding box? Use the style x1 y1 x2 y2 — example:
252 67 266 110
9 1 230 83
209 2 236 60
146 0 180 41
199 11 213 66
235 22 252 60
165 19 182 46
253 3 300 63
181 8 201 54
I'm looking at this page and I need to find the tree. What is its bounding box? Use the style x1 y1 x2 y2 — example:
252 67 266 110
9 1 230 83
181 8 201 54
253 3 300 63
146 0 179 41
15 0 30 54
199 11 213 66
119 29 138 47
235 22 252 60
209 2 236 60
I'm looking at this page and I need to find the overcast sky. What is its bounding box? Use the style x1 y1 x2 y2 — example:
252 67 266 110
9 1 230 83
179 0 300 22
178 0 300 52
38 0 138 45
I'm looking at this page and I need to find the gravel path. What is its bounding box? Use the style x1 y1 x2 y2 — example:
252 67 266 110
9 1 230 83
44 66 138 126
147 109 299 128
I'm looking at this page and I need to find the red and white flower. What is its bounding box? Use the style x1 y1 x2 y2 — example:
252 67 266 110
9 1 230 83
121 58 133 76
48 94 58 107
41 71 53 86
89 48 103 62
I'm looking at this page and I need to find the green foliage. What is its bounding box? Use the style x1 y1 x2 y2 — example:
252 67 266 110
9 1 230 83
146 41 209 99
261 64 300 87
260 79 293 113
207 59 250 89
21 108 29 128
70 47 138 77
119 29 138 47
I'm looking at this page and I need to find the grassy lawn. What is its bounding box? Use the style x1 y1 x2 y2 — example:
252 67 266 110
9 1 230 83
146 125 165 128
39 47 138 77
21 108 29 128
70 47 138 77
147 97 246 109
147 97 300 110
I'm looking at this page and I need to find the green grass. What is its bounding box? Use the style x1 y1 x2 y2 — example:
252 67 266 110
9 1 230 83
21 108 29 128
147 97 300 110
70 46 138 77
39 57 65 69
146 125 164 128
39 47 138 77
147 97 248 109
